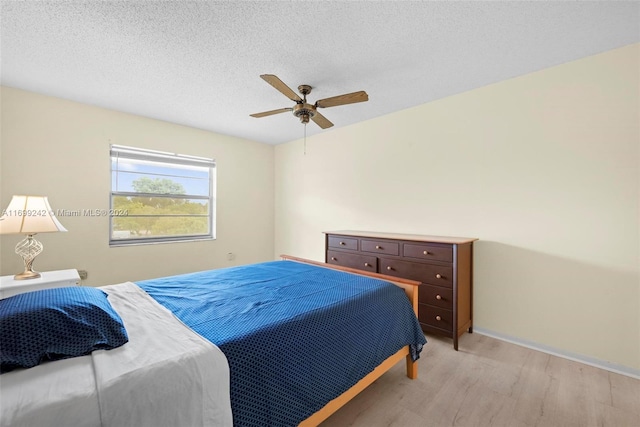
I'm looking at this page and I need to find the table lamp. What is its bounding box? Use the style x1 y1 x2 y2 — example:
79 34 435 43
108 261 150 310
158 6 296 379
0 195 67 280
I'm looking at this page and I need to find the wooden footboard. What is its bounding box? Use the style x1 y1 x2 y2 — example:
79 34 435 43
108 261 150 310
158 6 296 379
279 255 422 426
300 346 411 427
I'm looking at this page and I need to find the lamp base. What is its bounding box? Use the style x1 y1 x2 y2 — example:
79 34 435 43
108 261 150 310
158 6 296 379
14 234 44 280
14 270 42 280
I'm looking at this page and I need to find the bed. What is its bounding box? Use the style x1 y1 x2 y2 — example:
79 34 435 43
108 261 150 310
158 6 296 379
0 256 426 426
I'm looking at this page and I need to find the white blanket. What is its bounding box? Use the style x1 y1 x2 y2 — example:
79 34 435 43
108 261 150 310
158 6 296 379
0 282 233 427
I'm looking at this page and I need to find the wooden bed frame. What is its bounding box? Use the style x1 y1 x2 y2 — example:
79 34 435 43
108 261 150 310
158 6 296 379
280 255 422 426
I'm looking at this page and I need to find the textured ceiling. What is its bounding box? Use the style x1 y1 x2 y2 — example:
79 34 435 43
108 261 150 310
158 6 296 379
1 1 638 145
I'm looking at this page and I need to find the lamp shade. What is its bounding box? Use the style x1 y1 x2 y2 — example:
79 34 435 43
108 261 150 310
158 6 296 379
0 195 67 235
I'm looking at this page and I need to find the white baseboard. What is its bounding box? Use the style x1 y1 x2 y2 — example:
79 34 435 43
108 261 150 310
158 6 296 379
473 327 640 380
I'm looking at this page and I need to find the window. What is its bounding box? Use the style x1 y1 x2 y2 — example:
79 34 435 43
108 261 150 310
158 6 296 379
110 145 215 246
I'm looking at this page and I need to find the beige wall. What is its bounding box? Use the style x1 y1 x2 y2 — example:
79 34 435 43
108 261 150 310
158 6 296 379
274 44 640 371
1 87 275 285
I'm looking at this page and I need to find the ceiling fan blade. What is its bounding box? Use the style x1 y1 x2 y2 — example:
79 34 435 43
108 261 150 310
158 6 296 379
315 91 368 108
311 111 334 129
260 74 302 102
250 107 293 118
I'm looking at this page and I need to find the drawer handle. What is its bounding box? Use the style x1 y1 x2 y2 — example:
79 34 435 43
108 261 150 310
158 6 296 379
364 262 371 267
435 315 442 321
386 266 393 271
436 274 442 279
423 250 430 255
331 257 337 261
435 294 442 300
375 245 382 249
339 241 345 245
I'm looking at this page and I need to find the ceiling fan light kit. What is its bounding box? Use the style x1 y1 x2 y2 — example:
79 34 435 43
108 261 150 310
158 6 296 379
251 74 368 129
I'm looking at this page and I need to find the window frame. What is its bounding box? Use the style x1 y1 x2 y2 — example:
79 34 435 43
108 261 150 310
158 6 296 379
109 145 216 247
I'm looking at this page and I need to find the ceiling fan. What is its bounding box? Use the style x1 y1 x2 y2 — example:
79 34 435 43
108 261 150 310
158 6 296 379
250 74 368 129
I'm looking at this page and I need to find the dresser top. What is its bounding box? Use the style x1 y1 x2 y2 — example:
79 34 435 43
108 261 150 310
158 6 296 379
323 230 478 245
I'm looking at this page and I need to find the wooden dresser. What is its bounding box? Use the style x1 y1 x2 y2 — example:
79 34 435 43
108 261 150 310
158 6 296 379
324 230 477 350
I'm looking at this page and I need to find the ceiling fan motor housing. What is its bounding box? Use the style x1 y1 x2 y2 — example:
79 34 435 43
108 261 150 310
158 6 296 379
293 103 317 124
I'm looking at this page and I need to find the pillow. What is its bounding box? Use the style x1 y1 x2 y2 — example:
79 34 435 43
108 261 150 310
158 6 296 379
0 286 128 373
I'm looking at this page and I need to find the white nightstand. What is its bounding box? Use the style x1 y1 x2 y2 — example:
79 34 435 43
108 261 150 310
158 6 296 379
0 269 81 299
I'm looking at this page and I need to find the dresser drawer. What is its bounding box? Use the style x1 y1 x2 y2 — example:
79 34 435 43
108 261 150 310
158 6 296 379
403 243 453 263
419 284 453 310
379 258 453 288
361 239 399 256
327 236 358 251
327 250 377 272
418 304 453 332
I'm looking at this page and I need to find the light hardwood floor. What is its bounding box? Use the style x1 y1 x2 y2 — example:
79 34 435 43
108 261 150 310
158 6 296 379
321 333 640 426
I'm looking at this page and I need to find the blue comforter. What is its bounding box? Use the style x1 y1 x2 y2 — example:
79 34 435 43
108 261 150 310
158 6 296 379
137 260 426 426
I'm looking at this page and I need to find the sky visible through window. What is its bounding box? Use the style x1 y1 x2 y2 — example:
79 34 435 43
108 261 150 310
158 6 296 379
111 158 210 198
